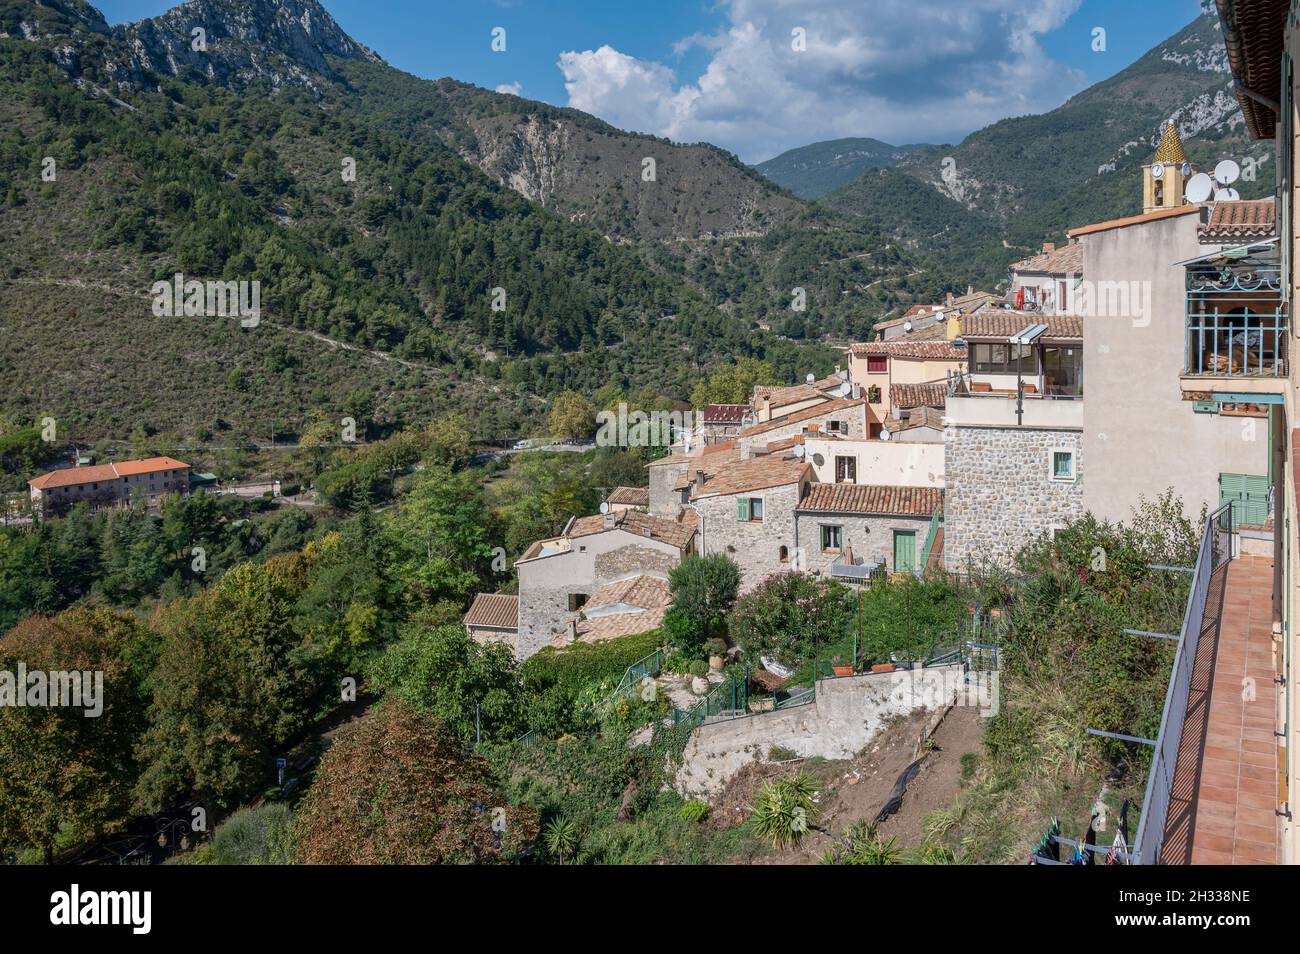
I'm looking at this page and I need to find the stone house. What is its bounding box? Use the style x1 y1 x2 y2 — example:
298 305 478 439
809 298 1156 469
687 452 812 592
734 397 871 455
462 593 520 649
603 486 649 512
794 483 942 576
509 509 697 658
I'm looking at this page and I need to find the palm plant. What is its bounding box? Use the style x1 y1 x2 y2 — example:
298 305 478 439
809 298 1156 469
751 771 819 848
543 816 580 863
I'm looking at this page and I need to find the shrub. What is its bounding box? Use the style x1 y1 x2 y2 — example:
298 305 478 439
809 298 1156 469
520 630 663 736
676 800 710 823
667 554 740 653
751 771 819 848
688 660 709 679
730 572 851 669
209 804 296 865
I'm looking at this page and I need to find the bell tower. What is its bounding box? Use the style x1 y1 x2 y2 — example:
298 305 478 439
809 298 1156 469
1142 120 1192 213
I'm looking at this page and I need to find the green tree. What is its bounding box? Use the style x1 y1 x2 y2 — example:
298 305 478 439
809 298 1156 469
0 609 150 863
690 357 778 407
547 390 595 440
667 554 740 654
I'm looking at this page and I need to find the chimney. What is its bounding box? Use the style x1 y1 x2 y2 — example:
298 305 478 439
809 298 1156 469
740 443 752 461
945 291 954 306
946 313 962 341
966 285 974 296
851 384 862 400
694 469 705 492
603 511 615 529
1042 242 1055 254
566 619 577 642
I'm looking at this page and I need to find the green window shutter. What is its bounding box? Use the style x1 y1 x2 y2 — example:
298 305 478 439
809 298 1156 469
735 497 748 521
894 531 917 573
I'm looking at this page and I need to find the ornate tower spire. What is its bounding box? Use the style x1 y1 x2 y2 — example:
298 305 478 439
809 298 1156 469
1143 119 1192 213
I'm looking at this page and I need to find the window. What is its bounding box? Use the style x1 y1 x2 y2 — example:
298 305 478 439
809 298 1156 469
820 525 842 552
736 496 764 522
1050 449 1076 482
866 355 888 373
834 456 857 483
779 545 789 563
972 343 1039 374
826 420 845 434
567 593 588 612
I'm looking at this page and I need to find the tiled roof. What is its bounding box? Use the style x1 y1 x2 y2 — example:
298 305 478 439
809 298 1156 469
888 406 947 433
463 593 519 630
850 340 963 359
605 486 649 507
738 397 866 438
960 309 1083 340
671 446 740 491
756 383 830 409
567 508 698 550
562 606 668 646
29 456 190 491
1067 205 1201 238
1216 0 1288 140
889 382 947 409
689 454 810 499
1011 243 1083 275
702 404 750 424
585 575 671 612
1152 121 1187 164
1198 199 1276 242
797 483 942 517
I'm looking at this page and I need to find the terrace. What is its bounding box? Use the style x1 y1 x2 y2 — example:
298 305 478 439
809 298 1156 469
1181 242 1287 389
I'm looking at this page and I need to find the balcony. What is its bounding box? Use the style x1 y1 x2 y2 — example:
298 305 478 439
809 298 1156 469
945 372 1083 429
1182 249 1287 391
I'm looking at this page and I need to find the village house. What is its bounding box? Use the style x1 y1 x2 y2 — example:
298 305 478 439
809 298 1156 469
1008 241 1083 313
697 404 753 445
28 456 192 513
734 396 871 454
603 486 649 513
848 332 965 426
687 452 812 591
550 574 672 648
462 593 520 648
793 483 943 578
505 508 697 658
801 432 945 487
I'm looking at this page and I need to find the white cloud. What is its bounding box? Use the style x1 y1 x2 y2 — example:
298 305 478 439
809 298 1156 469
557 0 1089 162
495 81 524 96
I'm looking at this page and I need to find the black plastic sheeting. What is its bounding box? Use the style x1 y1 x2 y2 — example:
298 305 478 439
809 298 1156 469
873 756 927 826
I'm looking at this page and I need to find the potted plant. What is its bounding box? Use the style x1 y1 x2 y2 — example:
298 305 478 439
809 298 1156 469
870 662 896 674
689 661 710 695
705 638 727 673
831 654 854 677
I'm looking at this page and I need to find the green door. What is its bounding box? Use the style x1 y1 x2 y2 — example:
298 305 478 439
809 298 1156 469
1219 473 1270 529
893 530 917 573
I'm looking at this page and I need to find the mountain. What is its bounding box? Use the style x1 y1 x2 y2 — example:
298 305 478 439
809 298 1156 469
0 0 935 444
814 0 1272 289
754 137 926 199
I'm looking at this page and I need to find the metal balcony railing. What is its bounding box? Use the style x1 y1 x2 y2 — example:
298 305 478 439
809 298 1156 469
1185 260 1286 377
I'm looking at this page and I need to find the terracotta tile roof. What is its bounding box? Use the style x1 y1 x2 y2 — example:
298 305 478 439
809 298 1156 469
1010 243 1083 275
887 406 947 433
960 309 1083 340
567 509 698 550
29 456 190 491
797 483 942 517
462 593 519 630
702 404 750 424
671 447 740 491
689 454 811 499
562 606 668 646
889 382 947 409
1067 205 1201 238
1216 0 1288 140
952 290 997 309
1198 199 1277 242
605 486 649 507
738 397 866 438
755 383 831 409
875 304 947 332
585 575 671 612
850 339 963 359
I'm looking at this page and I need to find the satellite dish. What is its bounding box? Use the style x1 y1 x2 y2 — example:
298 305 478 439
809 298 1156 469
806 373 815 384
838 382 852 397
1185 172 1213 203
1214 187 1241 202
599 501 609 514
793 444 805 459
812 453 825 467
903 321 913 332
839 369 849 381
1214 159 1241 185
880 429 891 441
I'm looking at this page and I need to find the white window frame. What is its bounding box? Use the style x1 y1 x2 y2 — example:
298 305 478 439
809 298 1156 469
819 524 843 553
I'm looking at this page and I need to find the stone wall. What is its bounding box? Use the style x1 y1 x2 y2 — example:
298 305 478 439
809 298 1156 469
594 544 677 584
648 460 689 516
736 404 867 454
944 424 1084 569
694 481 802 592
794 511 933 575
676 665 965 795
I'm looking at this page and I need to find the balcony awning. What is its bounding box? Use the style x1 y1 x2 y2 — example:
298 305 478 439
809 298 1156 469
1175 236 1279 267
1008 323 1048 346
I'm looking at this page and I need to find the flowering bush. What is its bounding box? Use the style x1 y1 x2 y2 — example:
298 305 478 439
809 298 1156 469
729 572 852 669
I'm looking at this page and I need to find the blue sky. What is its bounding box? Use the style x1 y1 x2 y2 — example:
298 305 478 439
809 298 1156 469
97 0 1209 162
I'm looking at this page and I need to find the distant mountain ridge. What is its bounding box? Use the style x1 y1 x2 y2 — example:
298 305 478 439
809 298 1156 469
754 137 927 199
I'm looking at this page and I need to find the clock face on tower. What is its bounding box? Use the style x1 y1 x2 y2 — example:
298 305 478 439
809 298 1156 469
1151 162 1165 179
1180 162 1192 178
